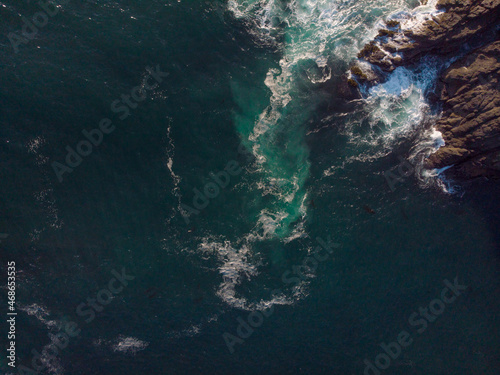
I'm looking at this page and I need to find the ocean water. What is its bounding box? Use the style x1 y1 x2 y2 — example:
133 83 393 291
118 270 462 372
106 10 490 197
0 0 499 374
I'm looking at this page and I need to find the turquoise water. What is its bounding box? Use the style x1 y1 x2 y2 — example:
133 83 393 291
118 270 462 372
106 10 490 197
0 0 499 374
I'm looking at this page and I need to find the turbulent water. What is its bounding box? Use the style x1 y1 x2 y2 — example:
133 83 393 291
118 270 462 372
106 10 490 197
1 0 499 374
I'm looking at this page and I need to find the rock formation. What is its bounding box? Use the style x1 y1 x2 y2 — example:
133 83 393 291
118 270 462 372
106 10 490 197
352 0 500 82
425 41 500 179
344 0 500 180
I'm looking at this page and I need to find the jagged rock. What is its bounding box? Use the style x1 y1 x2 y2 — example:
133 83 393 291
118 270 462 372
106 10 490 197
425 41 500 179
338 62 379 99
346 0 500 181
350 63 380 84
357 0 500 81
338 74 362 100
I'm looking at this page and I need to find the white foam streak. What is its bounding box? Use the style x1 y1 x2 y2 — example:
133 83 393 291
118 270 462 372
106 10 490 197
199 237 299 310
164 119 185 224
113 336 149 354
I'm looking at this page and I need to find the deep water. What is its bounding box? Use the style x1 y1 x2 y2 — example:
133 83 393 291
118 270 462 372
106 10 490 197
0 0 499 374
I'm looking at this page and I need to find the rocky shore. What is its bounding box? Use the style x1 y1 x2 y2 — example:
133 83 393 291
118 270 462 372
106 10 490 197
342 0 500 180
425 41 500 179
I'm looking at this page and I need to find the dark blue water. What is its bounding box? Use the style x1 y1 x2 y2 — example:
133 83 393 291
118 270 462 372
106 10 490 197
1 1 499 374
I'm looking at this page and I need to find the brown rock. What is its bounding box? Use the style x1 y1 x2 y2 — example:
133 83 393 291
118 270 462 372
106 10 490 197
357 0 500 79
425 41 500 180
338 74 362 100
350 0 500 181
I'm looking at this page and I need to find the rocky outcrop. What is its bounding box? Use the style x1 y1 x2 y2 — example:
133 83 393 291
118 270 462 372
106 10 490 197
350 0 500 85
424 41 500 179
396 0 500 59
342 0 500 181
